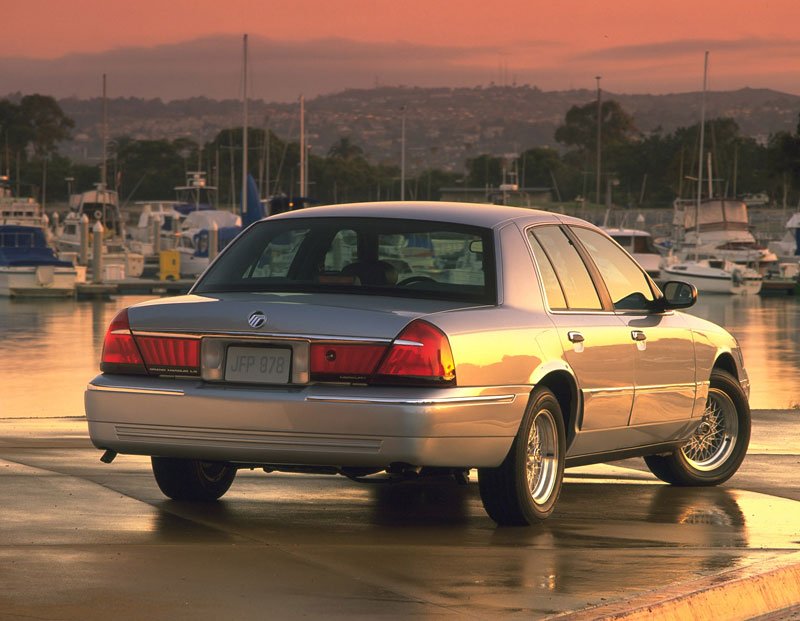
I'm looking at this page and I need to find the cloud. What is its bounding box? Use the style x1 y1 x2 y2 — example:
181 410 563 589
572 37 800 62
0 34 798 102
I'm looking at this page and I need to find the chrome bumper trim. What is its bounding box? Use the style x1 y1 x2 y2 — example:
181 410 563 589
305 394 516 406
87 384 185 397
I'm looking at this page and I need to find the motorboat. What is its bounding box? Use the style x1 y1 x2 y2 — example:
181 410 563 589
673 198 777 270
767 212 800 262
662 258 762 295
56 184 144 279
603 226 663 280
0 225 77 297
175 210 242 277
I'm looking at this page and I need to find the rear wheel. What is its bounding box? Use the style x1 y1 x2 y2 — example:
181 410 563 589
644 369 750 486
478 388 566 525
151 457 237 500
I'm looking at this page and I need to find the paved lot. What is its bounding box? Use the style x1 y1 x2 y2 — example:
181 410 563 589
0 410 798 620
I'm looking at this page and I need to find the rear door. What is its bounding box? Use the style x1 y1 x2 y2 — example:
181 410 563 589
527 226 635 431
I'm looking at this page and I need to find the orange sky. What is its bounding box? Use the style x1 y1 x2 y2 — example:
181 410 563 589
3 0 800 94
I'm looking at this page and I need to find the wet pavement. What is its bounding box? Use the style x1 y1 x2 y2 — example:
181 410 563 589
0 410 798 620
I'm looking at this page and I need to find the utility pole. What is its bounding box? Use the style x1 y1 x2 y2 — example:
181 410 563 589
595 76 602 206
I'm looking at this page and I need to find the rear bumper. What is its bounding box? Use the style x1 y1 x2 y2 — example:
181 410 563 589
85 375 529 468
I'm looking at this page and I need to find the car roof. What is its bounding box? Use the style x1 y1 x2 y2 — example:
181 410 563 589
265 201 593 230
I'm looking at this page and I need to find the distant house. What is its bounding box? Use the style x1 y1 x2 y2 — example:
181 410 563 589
439 186 553 207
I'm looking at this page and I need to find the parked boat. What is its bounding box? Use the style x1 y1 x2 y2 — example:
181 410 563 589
176 210 242 277
603 226 663 280
0 225 77 297
673 197 777 270
767 212 800 262
56 184 144 279
663 258 762 295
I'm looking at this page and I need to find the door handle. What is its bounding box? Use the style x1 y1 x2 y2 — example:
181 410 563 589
568 331 584 344
631 330 647 341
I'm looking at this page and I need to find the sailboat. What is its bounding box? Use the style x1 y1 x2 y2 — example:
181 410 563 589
668 52 761 295
55 75 144 279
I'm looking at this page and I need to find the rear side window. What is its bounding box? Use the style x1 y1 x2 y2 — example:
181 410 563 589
570 227 655 310
528 226 602 310
194 217 496 304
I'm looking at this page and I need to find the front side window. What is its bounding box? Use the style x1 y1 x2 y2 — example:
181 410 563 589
570 227 655 310
194 217 496 304
529 225 602 310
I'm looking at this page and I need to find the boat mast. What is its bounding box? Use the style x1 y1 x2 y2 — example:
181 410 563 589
695 51 709 261
241 34 248 216
299 94 306 198
101 74 108 188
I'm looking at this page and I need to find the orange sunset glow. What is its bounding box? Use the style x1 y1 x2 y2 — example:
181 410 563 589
2 0 800 98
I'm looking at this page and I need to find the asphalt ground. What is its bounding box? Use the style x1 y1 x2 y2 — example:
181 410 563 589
0 410 798 620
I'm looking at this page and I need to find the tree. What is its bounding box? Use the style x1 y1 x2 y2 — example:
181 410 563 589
464 154 503 187
555 100 638 155
19 94 74 158
328 136 364 161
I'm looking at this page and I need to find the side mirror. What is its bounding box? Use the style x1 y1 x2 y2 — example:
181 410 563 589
660 280 697 310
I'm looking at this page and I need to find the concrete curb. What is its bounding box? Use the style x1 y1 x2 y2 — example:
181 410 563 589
555 552 800 621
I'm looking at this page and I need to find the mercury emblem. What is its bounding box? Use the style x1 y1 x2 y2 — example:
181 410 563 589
248 311 266 329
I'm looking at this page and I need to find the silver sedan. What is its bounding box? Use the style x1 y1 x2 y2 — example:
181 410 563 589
85 202 751 525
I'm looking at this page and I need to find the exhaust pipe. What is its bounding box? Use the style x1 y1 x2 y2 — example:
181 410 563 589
100 449 117 464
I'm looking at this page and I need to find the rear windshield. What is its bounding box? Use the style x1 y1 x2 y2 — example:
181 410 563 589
193 216 497 304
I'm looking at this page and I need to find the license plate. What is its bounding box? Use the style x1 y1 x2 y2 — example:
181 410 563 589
224 346 292 384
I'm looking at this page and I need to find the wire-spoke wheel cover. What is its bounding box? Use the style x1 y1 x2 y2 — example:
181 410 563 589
526 408 560 505
681 388 739 471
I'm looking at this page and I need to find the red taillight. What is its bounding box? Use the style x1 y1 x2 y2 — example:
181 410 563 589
100 309 146 374
310 343 387 380
100 308 200 376
136 336 200 375
374 320 456 385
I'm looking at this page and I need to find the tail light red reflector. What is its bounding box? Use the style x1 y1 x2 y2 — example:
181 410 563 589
135 336 200 375
310 343 387 380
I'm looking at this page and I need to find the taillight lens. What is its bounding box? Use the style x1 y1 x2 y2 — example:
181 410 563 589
100 308 200 376
310 343 387 381
136 336 200 376
374 320 456 385
100 309 146 375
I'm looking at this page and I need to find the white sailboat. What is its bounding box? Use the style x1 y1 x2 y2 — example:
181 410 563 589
670 52 761 295
55 75 144 280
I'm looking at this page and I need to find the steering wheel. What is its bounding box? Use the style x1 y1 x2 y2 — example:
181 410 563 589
398 275 436 287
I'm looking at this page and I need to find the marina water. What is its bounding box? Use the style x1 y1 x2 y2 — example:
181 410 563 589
1 294 797 420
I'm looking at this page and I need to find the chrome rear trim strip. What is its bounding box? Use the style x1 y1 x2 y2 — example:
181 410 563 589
87 384 185 397
131 330 393 344
306 394 516 406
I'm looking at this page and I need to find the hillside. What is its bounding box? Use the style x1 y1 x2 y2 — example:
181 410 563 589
13 85 799 172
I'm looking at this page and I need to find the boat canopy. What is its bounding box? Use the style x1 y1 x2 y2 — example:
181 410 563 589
683 199 749 233
0 225 73 267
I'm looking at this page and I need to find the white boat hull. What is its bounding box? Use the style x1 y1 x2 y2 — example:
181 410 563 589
663 264 762 295
0 265 77 297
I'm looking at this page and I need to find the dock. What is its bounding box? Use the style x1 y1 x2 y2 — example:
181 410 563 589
76 278 195 299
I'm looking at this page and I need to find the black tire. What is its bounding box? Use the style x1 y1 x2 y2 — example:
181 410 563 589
151 457 237 501
478 388 566 525
644 369 750 486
